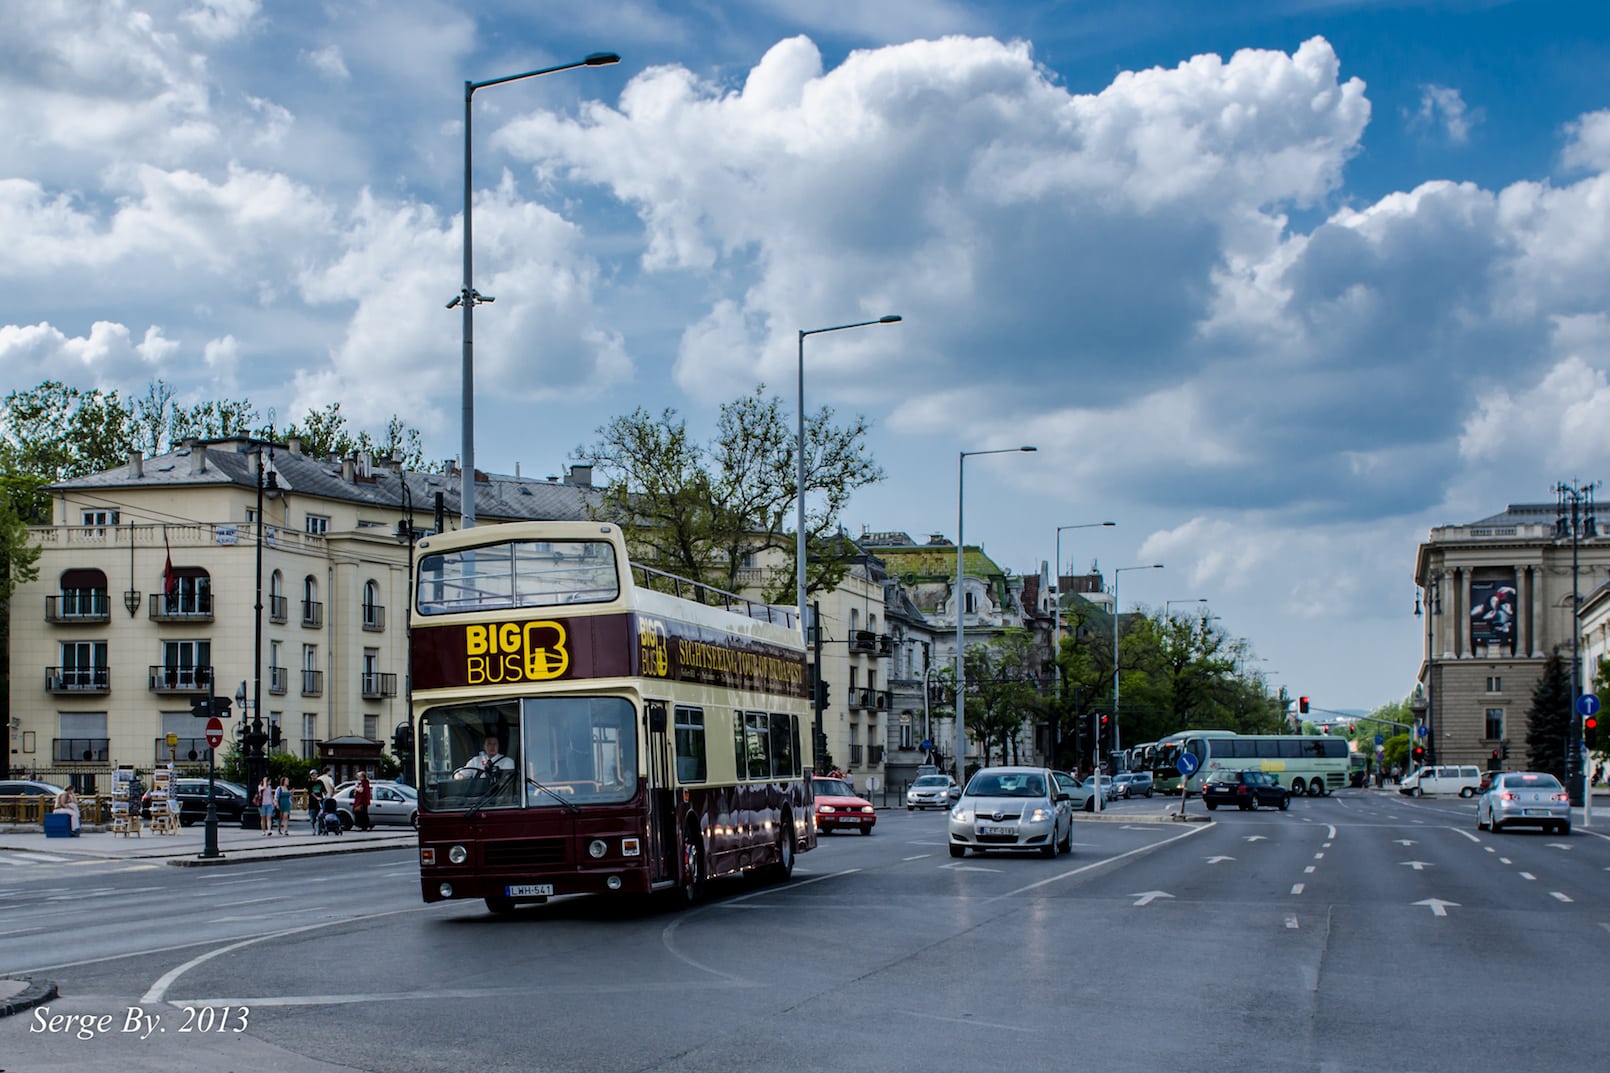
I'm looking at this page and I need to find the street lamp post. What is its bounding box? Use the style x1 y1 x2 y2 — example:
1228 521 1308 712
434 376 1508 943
956 446 1036 780
795 316 902 631
1555 480 1600 808
1110 563 1163 806
1054 522 1115 768
451 51 620 529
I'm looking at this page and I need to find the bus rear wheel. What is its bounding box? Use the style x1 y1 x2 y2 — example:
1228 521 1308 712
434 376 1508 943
1290 778 1306 797
676 829 706 906
769 812 795 881
1307 778 1325 797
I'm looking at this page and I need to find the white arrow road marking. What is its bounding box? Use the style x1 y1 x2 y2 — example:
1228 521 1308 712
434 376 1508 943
1291 883 1305 895
1243 835 1267 842
1131 891 1174 907
1204 855 1235 864
1414 898 1459 917
1284 914 1299 929
1394 839 1417 846
1551 892 1573 903
1401 861 1433 871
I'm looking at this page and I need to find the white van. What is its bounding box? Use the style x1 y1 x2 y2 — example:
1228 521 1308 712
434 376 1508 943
1399 764 1482 798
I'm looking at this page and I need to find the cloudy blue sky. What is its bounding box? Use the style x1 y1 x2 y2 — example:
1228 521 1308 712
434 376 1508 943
4 1 1608 712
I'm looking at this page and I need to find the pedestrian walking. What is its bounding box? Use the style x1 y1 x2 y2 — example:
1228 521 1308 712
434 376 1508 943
307 768 326 831
256 776 274 836
276 776 293 835
353 772 373 831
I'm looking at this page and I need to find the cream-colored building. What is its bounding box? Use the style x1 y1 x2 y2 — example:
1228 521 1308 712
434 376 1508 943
1413 501 1610 768
7 438 595 787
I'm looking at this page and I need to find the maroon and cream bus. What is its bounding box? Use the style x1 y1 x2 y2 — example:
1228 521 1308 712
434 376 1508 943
411 521 815 913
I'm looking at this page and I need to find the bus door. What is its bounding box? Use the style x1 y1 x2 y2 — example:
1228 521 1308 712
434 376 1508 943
643 701 677 884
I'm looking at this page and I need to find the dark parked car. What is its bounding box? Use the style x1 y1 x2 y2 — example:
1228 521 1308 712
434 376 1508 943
143 778 258 828
1202 770 1291 811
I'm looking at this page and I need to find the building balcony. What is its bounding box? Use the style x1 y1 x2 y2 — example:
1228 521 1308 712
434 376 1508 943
269 594 288 624
361 672 398 699
46 592 110 623
149 592 213 622
362 604 386 631
849 630 877 654
54 737 110 763
155 736 212 763
148 665 213 693
849 688 890 711
45 667 111 694
301 669 324 696
268 666 288 694
302 600 323 628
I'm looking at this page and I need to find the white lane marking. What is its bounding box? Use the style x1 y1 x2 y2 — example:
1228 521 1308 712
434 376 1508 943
1327 825 1336 839
1291 883 1305 895
215 896 282 907
142 905 436 1003
1322 842 1332 849
1394 839 1417 846
1546 843 1572 851
1500 857 1513 865
1131 891 1173 907
1284 914 1299 929
208 908 324 922
2 851 73 863
1205 856 1235 864
1520 872 1536 881
1414 898 1459 917
48 885 163 902
1451 828 1480 843
1243 836 1267 842
992 820 1213 901
1313 852 1325 859
1401 861 1433 871
946 865 1004 873
901 854 931 862
1303 866 1315 874
1550 891 1573 903
0 926 46 938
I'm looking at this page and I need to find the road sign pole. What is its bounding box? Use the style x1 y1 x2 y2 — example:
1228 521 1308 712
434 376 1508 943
200 680 222 860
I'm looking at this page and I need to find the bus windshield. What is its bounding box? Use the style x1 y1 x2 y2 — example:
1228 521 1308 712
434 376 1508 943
420 696 638 810
415 538 619 615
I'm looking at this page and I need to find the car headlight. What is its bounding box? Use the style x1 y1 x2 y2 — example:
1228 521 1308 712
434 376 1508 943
952 807 974 823
861 805 874 814
819 804 836 813
1026 807 1049 823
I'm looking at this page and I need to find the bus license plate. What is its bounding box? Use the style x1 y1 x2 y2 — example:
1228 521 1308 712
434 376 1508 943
979 825 1013 836
506 884 553 897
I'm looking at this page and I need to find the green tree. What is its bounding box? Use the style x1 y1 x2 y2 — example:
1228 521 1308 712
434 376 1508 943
964 630 1045 766
1525 651 1573 780
573 387 883 598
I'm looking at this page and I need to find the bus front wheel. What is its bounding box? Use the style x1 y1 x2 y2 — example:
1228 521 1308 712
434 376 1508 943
677 828 706 906
1290 778 1306 797
769 812 796 881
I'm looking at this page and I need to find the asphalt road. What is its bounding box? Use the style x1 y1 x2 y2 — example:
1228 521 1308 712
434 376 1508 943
3 790 1607 1073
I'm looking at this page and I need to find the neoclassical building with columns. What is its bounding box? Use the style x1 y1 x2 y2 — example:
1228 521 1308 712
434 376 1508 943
1413 501 1608 767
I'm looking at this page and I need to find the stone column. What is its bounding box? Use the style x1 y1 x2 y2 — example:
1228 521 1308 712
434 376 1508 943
1531 563 1546 657
1458 567 1472 658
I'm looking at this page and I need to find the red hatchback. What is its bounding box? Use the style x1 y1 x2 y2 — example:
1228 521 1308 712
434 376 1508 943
812 776 876 835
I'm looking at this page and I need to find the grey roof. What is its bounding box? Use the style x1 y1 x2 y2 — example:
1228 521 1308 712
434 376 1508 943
1466 503 1561 527
48 438 600 523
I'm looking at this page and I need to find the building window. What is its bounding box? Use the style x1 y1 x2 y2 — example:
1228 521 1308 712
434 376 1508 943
1486 676 1502 693
81 509 118 533
363 714 378 741
965 591 977 615
1485 708 1504 740
57 641 108 689
159 640 211 688
306 514 329 536
302 713 319 759
900 722 914 749
269 570 287 623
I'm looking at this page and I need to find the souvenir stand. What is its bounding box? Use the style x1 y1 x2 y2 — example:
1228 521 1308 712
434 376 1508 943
148 765 179 834
110 765 141 836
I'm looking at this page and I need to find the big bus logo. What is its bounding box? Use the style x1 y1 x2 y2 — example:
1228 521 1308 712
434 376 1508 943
638 617 669 677
464 620 570 684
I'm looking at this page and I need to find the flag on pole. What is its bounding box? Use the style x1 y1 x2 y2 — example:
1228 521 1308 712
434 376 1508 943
162 529 177 596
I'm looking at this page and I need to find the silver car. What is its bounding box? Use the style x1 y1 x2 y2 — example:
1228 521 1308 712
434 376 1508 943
948 766 1073 858
1476 771 1571 835
907 774 961 810
332 780 419 829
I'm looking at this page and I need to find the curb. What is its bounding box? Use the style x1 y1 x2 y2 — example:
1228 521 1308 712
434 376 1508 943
0 976 59 1019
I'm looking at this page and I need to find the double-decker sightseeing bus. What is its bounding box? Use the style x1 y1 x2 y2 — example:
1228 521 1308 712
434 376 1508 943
1152 730 1349 796
410 521 814 913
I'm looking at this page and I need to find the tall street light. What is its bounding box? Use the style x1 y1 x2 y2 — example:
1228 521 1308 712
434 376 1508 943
1110 563 1163 800
1054 522 1115 765
796 316 902 632
451 51 620 528
956 446 1036 780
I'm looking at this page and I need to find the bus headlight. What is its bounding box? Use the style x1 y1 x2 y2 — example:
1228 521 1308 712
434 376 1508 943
588 839 608 859
606 875 623 890
448 844 468 865
438 882 454 898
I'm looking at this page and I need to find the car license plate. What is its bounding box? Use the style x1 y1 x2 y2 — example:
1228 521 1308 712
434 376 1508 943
506 884 553 897
1523 809 1549 817
979 825 1013 836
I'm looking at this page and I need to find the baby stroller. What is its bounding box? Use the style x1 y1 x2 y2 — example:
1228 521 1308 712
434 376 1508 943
316 797 344 836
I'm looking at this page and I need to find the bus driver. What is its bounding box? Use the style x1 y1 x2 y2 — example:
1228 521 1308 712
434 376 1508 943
462 734 516 775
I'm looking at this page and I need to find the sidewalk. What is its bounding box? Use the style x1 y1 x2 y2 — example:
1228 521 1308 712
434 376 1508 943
0 820 416 865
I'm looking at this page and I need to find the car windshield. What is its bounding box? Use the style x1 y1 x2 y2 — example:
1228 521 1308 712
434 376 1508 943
966 773 1047 798
814 779 854 797
913 776 949 788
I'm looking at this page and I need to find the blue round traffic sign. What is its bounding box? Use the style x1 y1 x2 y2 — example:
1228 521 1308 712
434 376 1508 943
1177 752 1199 776
1577 694 1601 718
1374 734 1384 746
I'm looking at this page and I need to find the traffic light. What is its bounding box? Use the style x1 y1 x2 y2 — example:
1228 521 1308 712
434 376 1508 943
1299 696 1310 715
1412 744 1425 764
1587 714 1599 747
393 721 414 755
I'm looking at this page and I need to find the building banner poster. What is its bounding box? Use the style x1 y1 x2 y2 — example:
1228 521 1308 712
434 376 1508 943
1470 576 1517 646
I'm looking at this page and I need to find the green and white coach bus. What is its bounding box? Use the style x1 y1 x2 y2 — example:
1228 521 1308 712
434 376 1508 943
1152 731 1350 797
